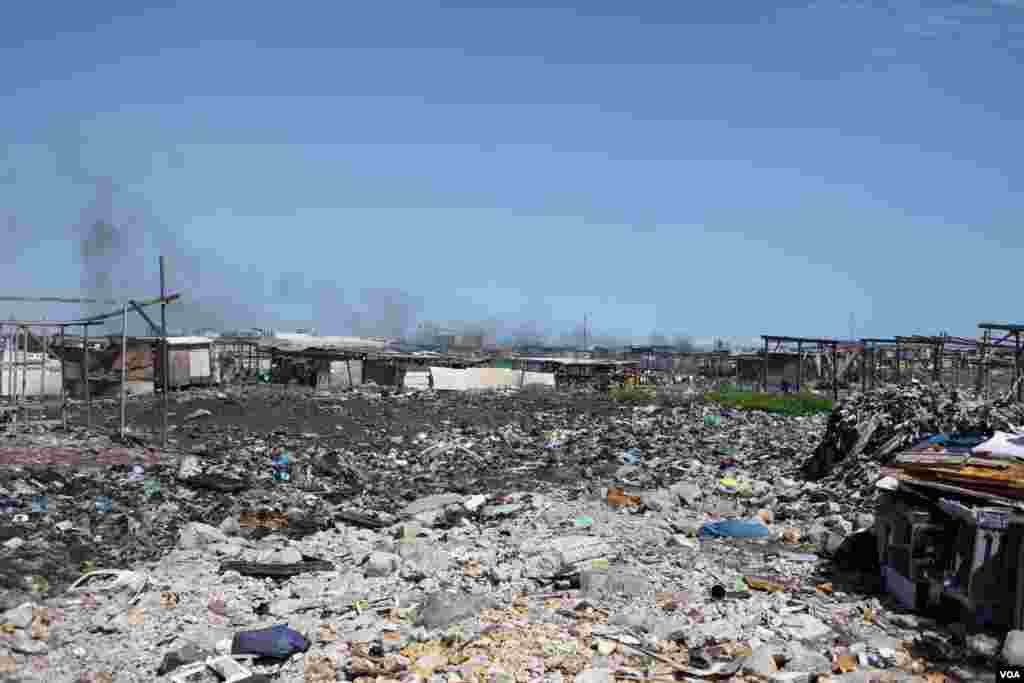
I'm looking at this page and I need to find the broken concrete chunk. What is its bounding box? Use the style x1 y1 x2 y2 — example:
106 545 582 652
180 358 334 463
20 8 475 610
670 482 703 506
364 551 402 578
414 591 495 630
741 646 779 676
525 535 612 576
178 522 230 549
574 669 611 683
401 493 466 526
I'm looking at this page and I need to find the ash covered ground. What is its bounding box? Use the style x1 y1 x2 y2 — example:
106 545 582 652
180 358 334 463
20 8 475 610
0 385 1007 682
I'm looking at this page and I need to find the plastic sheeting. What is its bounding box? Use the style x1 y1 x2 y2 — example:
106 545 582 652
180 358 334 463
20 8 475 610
189 349 211 378
404 371 430 390
973 431 1024 460
429 367 555 391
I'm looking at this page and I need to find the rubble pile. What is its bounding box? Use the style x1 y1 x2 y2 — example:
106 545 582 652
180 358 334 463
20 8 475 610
803 382 1024 490
0 385 1014 680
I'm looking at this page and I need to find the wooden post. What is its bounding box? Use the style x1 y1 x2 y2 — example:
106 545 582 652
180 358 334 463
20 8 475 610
895 341 902 384
20 327 27 406
160 256 169 448
83 324 91 430
40 331 47 408
1011 331 1019 401
120 304 128 439
59 326 66 431
11 328 19 434
831 343 838 402
4 326 10 403
860 344 867 392
986 331 993 398
977 332 987 392
761 337 768 392
796 341 803 392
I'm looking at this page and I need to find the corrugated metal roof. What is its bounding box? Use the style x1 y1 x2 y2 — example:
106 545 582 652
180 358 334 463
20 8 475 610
130 336 212 345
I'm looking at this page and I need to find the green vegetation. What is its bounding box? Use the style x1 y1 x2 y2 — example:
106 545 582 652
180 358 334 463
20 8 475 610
704 384 834 416
609 384 657 403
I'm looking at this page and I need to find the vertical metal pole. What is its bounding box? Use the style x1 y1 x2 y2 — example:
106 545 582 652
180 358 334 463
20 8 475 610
160 256 169 448
120 304 128 439
83 324 91 430
59 326 66 431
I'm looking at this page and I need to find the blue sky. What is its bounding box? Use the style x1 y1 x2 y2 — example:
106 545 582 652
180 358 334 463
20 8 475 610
1 1 1022 342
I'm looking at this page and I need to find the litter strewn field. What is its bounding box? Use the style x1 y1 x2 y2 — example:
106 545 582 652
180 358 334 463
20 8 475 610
0 383 1014 681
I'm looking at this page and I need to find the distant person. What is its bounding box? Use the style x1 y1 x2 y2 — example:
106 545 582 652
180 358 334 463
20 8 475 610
781 380 791 393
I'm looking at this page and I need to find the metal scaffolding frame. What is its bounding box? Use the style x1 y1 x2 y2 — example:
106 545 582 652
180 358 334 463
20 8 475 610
760 335 848 401
0 263 181 444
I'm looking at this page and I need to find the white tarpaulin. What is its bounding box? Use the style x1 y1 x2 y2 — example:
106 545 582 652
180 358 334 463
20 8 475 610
430 367 465 391
189 349 211 378
429 367 554 391
522 371 556 387
404 371 431 390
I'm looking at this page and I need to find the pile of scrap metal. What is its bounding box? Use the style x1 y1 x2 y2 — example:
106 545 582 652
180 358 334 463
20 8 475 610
876 430 1024 629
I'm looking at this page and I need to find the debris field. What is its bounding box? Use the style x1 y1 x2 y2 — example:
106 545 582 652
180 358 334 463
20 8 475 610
1 383 1020 682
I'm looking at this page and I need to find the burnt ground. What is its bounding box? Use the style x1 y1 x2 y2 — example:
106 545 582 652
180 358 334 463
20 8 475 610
2 386 706 608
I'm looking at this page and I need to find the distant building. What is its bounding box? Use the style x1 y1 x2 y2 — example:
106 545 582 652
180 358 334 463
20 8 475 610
440 334 484 353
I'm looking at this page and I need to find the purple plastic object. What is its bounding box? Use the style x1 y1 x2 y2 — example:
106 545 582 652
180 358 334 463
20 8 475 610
231 624 308 659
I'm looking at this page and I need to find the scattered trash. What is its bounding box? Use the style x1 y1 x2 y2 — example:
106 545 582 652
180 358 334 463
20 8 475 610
573 515 594 528
231 624 309 659
94 496 112 513
271 451 291 481
697 518 771 538
619 448 642 465
219 559 333 578
606 487 641 507
184 408 213 421
30 495 47 513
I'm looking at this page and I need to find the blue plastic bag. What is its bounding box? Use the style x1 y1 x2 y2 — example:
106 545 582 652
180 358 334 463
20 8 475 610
231 624 308 659
698 518 770 539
